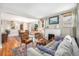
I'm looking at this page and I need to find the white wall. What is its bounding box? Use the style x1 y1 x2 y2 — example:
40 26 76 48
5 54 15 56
0 12 2 48
76 4 79 44
0 12 38 33
42 10 76 37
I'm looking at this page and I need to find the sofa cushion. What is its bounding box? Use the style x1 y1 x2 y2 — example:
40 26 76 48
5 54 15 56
55 36 64 41
37 45 55 56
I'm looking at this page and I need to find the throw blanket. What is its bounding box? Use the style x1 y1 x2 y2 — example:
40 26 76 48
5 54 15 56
55 35 79 56
37 40 62 55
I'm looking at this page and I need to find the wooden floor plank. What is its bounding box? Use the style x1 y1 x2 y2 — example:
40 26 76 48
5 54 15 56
0 37 21 56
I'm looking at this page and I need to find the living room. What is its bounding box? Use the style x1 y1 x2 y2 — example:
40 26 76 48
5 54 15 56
0 3 79 56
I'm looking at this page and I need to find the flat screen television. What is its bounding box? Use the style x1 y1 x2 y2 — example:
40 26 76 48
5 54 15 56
49 16 59 24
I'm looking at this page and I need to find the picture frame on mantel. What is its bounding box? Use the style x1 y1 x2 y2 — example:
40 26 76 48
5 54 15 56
49 16 59 24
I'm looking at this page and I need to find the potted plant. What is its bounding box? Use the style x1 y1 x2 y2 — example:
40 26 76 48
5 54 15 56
34 24 38 31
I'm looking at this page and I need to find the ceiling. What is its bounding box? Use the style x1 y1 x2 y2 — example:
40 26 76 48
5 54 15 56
0 3 76 19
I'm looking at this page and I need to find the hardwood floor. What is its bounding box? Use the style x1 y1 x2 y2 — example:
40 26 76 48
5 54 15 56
0 37 21 56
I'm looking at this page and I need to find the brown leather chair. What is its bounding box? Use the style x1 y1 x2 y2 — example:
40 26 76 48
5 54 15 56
2 33 8 44
35 33 47 46
19 30 32 44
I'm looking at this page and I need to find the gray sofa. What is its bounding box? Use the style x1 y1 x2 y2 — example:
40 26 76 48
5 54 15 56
27 36 63 56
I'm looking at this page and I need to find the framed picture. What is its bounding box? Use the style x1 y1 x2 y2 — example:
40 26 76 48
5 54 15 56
49 16 59 24
62 12 73 27
10 21 15 29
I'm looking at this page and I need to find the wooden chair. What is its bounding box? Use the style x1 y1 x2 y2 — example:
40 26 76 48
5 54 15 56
2 33 8 44
19 30 32 44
